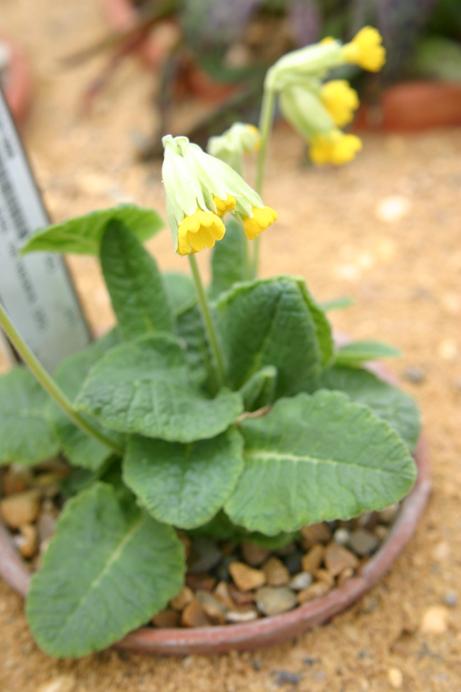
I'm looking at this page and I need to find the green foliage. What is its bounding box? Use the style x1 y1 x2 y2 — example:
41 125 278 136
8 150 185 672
21 206 163 256
210 219 249 298
225 391 416 534
239 365 277 411
163 272 197 315
0 368 59 465
334 340 400 366
26 483 184 658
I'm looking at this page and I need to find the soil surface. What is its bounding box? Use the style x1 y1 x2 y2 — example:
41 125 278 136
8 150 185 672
1 1 461 690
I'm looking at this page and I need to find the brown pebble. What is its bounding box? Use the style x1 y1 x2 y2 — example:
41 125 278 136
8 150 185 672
314 569 334 587
226 609 258 623
297 581 330 604
348 528 379 556
374 525 389 541
152 609 180 628
241 541 270 566
420 606 449 634
186 574 216 591
37 674 76 692
262 557 290 586
196 590 227 623
214 581 235 609
388 667 403 689
15 524 38 558
302 545 325 573
256 586 297 616
229 561 266 591
229 585 256 605
170 586 193 611
378 504 399 524
2 468 32 496
0 490 41 528
181 599 210 628
337 567 355 585
37 511 56 543
324 543 359 576
300 523 331 548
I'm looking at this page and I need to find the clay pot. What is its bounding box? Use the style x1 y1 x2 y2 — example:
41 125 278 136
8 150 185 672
0 434 430 655
0 35 32 126
355 81 461 132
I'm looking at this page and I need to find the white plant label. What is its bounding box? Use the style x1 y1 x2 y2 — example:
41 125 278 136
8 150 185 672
0 89 90 370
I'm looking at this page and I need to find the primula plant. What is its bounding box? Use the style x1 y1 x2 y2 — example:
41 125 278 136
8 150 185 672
0 28 420 658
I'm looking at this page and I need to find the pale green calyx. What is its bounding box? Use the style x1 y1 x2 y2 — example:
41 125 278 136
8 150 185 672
207 123 261 172
266 40 344 92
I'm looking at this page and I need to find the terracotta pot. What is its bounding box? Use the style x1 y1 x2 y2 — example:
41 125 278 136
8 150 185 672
0 433 430 656
355 81 461 132
0 35 32 126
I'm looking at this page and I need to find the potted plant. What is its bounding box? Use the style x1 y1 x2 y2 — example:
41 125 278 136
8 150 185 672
0 27 430 659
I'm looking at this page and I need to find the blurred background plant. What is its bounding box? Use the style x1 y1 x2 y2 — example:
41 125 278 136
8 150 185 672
67 0 461 155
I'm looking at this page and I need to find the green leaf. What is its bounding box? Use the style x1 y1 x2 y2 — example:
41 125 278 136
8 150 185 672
21 205 163 256
100 220 173 340
176 304 216 389
318 365 421 449
240 366 277 411
0 368 59 465
163 272 197 316
335 340 401 366
75 334 243 443
123 429 244 529
50 331 122 470
225 391 416 535
209 218 248 298
26 483 184 658
216 276 333 396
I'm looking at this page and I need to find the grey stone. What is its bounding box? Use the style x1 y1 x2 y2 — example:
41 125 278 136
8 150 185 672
348 529 379 556
256 586 297 616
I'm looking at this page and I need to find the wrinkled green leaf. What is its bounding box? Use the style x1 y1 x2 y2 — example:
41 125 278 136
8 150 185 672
335 340 401 366
240 365 277 411
0 368 59 465
76 334 243 443
318 365 421 449
225 391 416 535
163 272 197 316
26 483 184 658
21 205 163 256
124 429 244 529
176 304 216 389
100 221 173 340
210 218 248 298
216 276 333 396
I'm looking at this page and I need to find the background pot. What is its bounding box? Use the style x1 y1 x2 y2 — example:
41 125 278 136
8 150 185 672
0 35 32 126
0 434 430 656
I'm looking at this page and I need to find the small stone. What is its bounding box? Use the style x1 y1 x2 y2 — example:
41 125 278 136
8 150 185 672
170 586 193 611
152 609 180 628
314 569 334 587
181 599 210 628
37 676 76 692
229 585 255 605
348 529 379 556
196 590 227 623
214 581 235 609
37 511 57 543
374 525 389 541
301 545 325 573
186 574 216 591
297 582 330 604
241 542 270 566
256 586 297 616
378 504 399 524
421 606 449 634
2 467 32 496
324 544 359 576
289 572 313 591
188 537 222 573
0 490 40 528
14 524 38 558
338 567 354 585
284 551 303 575
273 670 302 687
213 555 236 582
402 366 426 385
333 528 350 545
442 591 457 608
263 557 290 586
229 561 266 591
226 608 258 623
388 667 403 689
300 523 331 548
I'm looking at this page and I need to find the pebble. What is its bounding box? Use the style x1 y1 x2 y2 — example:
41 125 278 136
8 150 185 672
226 608 258 623
37 511 57 543
229 585 255 605
374 525 389 541
186 574 216 591
196 590 227 623
1 467 32 496
378 504 399 524
348 529 379 556
402 366 426 384
301 545 325 573
324 544 359 576
338 567 355 585
241 542 270 566
229 561 266 592
442 591 457 608
300 523 331 548
256 586 297 616
0 490 41 528
214 581 235 609
262 557 290 586
170 586 193 611
273 670 302 687
333 528 350 545
152 609 180 628
289 572 313 591
181 599 210 628
420 606 449 634
298 582 330 604
284 551 303 574
14 524 38 558
388 667 403 689
37 676 76 692
188 537 222 574
314 569 334 587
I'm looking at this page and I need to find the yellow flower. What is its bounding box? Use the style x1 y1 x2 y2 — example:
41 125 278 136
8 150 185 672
243 206 278 240
320 80 359 127
213 195 236 217
309 131 362 166
342 27 385 72
177 210 225 256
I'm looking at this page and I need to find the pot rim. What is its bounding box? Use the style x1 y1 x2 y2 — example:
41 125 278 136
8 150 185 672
0 437 430 656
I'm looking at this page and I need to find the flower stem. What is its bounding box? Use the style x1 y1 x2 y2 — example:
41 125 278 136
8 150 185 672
188 255 226 387
0 303 122 455
253 85 277 276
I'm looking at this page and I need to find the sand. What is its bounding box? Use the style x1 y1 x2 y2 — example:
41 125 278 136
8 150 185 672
1 1 461 689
